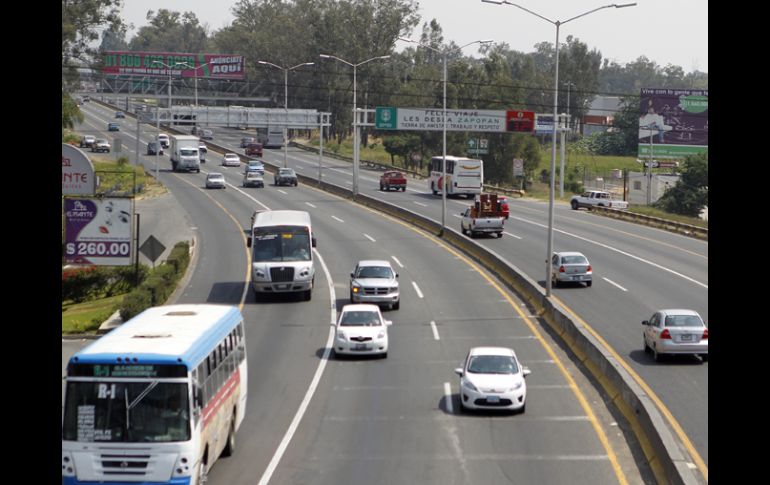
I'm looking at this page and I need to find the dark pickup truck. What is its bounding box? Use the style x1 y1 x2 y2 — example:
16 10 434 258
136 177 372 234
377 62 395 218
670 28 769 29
379 170 407 191
245 143 263 157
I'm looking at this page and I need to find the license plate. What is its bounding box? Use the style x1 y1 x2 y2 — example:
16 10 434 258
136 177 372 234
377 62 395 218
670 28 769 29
486 395 500 403
572 275 581 280
276 284 288 290
680 334 693 341
353 344 369 351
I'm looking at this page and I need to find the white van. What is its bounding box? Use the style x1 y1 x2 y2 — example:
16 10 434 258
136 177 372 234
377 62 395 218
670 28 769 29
248 210 316 301
169 135 201 172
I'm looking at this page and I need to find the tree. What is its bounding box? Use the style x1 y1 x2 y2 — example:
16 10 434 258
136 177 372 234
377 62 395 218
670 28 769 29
62 94 84 130
129 9 209 52
654 151 708 217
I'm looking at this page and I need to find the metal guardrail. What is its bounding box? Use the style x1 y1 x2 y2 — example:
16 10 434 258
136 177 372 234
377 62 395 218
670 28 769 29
590 206 708 240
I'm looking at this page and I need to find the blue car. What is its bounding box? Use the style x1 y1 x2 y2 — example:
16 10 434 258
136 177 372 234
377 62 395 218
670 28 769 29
245 159 265 175
108 122 119 132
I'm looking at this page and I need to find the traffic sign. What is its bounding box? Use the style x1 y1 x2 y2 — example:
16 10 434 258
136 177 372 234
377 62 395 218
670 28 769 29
139 235 166 264
506 110 535 132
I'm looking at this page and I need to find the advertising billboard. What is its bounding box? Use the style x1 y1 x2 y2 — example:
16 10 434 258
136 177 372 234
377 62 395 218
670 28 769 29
64 198 133 266
102 51 245 80
376 107 537 133
62 144 95 195
638 88 708 159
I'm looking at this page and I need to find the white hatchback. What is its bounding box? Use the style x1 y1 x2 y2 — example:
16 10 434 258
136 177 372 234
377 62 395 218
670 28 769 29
333 304 392 358
454 347 531 413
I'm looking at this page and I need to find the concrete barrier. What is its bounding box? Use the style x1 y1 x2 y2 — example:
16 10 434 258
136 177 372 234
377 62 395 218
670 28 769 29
590 206 708 241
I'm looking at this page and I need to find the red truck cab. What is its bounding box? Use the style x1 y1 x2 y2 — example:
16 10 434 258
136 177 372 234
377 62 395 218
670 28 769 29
497 196 510 219
245 143 263 157
379 171 407 191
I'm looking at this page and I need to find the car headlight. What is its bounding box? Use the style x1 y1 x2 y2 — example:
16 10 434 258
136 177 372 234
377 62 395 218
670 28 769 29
462 379 478 392
377 330 386 339
299 266 311 278
351 283 361 294
336 331 346 341
390 287 399 293
508 382 523 391
253 267 266 279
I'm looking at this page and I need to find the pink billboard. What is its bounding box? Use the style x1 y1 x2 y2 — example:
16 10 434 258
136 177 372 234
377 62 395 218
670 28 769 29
102 51 245 79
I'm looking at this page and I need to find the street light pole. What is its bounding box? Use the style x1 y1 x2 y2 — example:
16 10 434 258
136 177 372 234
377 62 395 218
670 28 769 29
320 54 390 196
482 0 636 297
399 37 492 235
258 61 315 168
149 60 192 177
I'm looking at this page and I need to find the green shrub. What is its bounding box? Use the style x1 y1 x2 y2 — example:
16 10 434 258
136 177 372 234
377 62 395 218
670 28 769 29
62 266 110 303
118 241 191 321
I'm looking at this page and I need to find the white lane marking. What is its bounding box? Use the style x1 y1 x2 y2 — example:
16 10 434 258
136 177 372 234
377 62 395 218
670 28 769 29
277 189 288 195
444 382 453 414
430 321 440 340
305 202 317 208
330 167 348 174
602 277 628 292
452 214 462 219
391 256 404 268
332 216 344 223
511 215 708 289
412 282 424 298
414 201 428 207
364 234 376 242
503 231 522 239
257 250 336 485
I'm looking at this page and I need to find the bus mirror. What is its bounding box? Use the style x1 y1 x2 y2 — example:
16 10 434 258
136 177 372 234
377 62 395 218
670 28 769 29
193 384 203 407
247 237 252 248
312 237 317 248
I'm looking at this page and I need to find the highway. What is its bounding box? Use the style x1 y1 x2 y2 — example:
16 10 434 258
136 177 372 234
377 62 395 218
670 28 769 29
67 101 705 483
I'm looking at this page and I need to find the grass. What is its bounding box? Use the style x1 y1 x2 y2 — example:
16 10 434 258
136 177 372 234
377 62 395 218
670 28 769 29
62 294 125 334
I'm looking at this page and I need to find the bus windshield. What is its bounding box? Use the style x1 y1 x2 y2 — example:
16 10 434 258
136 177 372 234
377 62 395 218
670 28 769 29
62 381 190 443
253 226 311 262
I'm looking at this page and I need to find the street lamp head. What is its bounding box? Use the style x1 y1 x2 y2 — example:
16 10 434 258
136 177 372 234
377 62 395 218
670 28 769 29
481 0 504 4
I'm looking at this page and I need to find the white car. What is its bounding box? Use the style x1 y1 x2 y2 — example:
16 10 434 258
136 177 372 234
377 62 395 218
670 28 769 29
205 173 226 189
333 304 392 358
222 153 241 167
642 309 708 362
349 260 400 310
551 251 592 287
454 347 531 413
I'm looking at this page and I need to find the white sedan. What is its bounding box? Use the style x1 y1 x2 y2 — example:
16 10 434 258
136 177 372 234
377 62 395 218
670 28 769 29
221 153 241 167
333 304 391 358
642 309 708 362
454 347 531 413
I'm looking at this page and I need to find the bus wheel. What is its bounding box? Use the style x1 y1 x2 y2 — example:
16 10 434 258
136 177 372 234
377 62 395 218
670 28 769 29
221 416 236 457
197 451 208 484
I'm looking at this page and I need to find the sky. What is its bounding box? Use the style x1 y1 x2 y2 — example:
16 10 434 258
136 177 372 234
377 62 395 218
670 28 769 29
120 0 708 73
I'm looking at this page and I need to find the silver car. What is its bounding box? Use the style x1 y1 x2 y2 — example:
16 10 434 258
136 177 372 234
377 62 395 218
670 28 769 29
205 172 226 189
242 172 264 188
642 309 708 362
222 153 241 167
350 260 400 310
551 251 592 287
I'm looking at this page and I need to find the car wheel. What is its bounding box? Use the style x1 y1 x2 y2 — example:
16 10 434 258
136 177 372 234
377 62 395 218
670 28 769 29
393 300 400 310
571 200 579 210
303 289 312 301
643 337 651 353
518 402 526 415
402 187 406 192
700 354 708 362
652 345 662 362
221 416 236 457
381 352 388 359
498 232 503 238
586 281 592 287
552 275 558 288
380 183 384 191
432 184 438 195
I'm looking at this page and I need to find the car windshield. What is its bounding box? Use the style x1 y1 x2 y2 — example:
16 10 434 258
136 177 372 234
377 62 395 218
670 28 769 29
180 149 197 156
356 266 393 279
279 169 295 176
664 314 704 328
467 355 518 374
96 139 107 144
62 381 190 443
562 255 588 265
340 311 381 327
226 155 238 160
247 173 261 179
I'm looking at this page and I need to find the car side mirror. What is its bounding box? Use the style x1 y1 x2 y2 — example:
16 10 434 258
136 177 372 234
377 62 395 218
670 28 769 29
395 273 399 278
641 320 649 326
312 237 317 248
384 320 392 326
522 367 531 377
247 237 252 248
350 272 355 278
454 367 464 377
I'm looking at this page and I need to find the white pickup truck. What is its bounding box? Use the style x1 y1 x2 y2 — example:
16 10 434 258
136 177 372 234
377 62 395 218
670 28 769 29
570 190 628 210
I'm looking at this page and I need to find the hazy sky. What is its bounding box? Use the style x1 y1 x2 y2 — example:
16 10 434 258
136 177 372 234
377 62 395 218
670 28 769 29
120 0 708 73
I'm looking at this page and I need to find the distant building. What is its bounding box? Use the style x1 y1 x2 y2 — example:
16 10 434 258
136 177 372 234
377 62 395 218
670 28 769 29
581 96 622 136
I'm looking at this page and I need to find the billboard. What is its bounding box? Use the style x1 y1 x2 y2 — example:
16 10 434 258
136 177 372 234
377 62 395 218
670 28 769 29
638 88 708 159
62 144 95 195
64 198 133 266
376 107 536 133
102 51 245 79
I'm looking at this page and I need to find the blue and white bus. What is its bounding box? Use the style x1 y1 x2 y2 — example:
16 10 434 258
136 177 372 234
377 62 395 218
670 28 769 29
62 304 248 485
